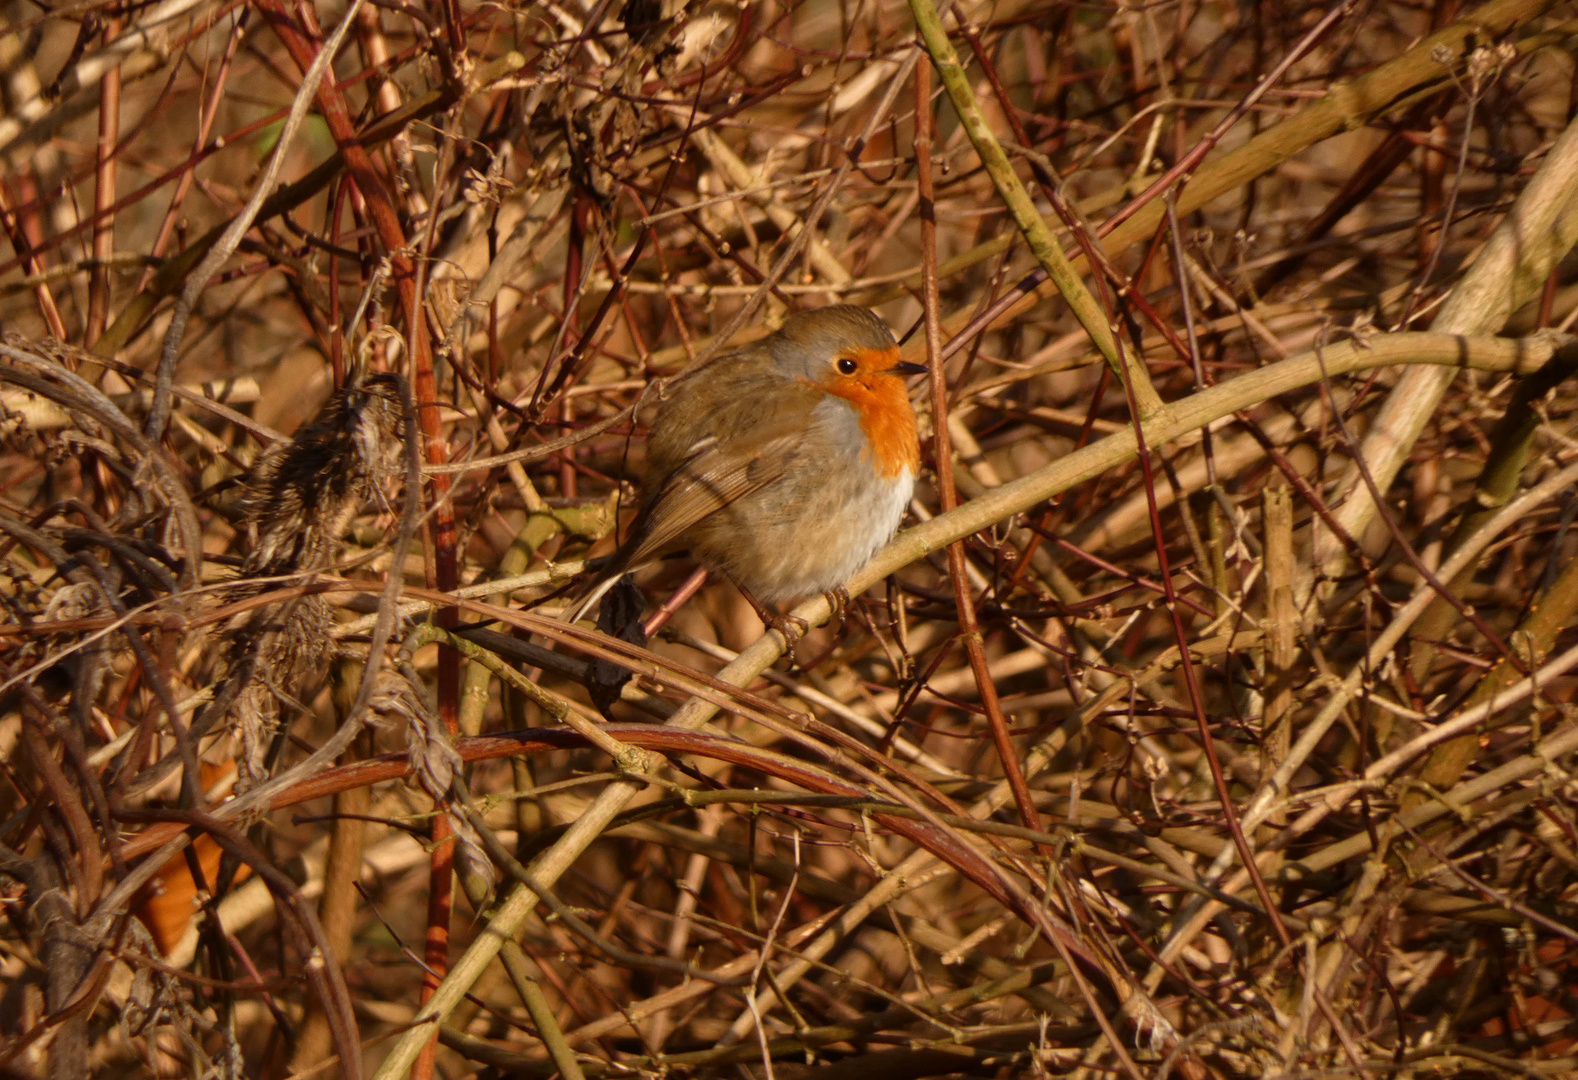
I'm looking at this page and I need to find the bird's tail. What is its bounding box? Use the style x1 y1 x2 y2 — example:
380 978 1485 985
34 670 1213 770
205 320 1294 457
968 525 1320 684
562 568 624 626
564 503 652 624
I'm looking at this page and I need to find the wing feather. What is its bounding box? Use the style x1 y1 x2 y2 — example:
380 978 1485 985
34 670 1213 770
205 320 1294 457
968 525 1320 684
620 429 800 568
564 355 819 623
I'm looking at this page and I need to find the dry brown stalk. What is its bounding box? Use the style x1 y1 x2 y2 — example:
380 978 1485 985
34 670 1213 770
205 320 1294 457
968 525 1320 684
2 2 1578 1078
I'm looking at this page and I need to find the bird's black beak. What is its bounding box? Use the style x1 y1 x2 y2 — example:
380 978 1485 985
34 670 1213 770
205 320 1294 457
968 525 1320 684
889 360 928 376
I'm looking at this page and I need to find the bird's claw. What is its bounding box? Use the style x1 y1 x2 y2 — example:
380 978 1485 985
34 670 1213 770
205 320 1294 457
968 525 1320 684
763 610 812 670
822 586 851 635
762 608 809 642
739 589 811 667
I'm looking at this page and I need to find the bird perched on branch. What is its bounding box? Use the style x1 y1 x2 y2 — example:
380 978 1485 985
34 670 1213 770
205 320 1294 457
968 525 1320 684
568 304 925 635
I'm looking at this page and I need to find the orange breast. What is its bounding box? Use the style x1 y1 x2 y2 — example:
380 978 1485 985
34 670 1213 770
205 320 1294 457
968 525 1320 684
824 374 920 479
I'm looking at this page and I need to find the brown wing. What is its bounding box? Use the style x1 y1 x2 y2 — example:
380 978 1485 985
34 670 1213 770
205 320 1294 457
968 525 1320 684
618 429 796 568
618 364 820 569
564 351 821 624
561 425 800 624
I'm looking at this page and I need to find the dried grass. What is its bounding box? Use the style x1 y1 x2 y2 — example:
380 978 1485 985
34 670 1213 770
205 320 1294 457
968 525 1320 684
1 0 1578 1078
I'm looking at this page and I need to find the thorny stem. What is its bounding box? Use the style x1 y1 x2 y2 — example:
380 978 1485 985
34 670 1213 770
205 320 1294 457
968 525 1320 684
85 12 121 350
9 4 1578 1077
1099 0 1362 237
914 59 1044 842
908 0 1163 419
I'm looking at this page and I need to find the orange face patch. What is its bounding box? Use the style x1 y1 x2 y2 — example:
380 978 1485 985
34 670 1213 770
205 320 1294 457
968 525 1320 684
820 346 921 478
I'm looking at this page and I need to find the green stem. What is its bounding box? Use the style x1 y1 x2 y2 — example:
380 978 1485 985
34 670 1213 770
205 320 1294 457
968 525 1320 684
906 0 1164 419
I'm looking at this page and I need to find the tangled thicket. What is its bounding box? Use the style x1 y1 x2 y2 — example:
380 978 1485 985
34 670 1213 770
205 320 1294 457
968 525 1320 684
1 0 1578 1077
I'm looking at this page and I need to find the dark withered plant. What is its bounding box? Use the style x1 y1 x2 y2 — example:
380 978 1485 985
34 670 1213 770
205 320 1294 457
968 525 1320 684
221 372 406 783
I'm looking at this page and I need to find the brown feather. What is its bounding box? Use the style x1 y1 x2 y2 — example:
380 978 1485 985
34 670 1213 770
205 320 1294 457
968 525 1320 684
567 305 916 620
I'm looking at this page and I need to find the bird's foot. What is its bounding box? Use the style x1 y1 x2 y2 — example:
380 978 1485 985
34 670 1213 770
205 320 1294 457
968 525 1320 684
741 589 811 668
822 586 851 635
764 609 810 643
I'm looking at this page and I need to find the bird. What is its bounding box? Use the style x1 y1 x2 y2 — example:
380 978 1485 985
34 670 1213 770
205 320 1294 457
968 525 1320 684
567 304 926 636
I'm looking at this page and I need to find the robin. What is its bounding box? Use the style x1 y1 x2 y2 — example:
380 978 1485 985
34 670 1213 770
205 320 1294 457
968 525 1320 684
568 304 926 634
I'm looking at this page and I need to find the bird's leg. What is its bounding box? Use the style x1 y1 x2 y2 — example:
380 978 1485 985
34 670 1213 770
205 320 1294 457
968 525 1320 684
739 587 809 666
822 586 851 636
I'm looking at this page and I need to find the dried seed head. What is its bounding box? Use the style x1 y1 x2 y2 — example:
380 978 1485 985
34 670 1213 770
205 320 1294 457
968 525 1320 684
381 663 498 897
462 166 513 206
224 373 408 785
238 373 404 577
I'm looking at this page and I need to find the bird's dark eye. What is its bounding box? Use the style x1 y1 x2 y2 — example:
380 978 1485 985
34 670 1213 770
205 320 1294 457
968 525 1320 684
836 357 858 375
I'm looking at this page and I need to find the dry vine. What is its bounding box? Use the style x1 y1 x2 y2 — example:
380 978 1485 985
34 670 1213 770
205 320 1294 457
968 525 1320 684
1 0 1577 1078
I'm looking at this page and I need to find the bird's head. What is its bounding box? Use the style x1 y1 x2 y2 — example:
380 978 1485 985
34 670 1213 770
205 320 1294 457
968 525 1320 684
770 305 924 476
769 305 927 393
